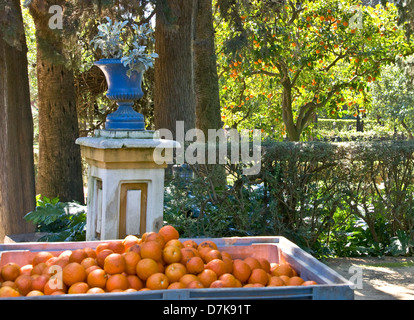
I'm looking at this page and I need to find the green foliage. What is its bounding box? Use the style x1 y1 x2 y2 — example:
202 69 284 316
215 0 414 140
165 140 414 258
24 195 87 241
90 17 158 75
370 55 414 138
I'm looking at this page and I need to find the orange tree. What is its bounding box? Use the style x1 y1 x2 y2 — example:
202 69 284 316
216 0 414 141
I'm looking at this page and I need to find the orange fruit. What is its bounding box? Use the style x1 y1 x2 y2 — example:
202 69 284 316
14 274 32 295
158 225 180 243
68 282 89 294
124 288 137 293
203 249 222 263
243 257 261 270
85 265 101 276
106 273 129 292
87 268 107 288
69 249 88 264
209 280 225 288
288 276 304 286
279 275 290 285
0 286 21 297
45 257 59 267
83 247 97 259
140 241 163 261
232 260 251 283
1 262 21 281
222 256 233 274
141 231 154 242
163 245 182 264
187 280 204 289
205 259 226 277
243 283 264 288
198 269 217 288
165 239 184 249
302 280 318 286
43 279 67 295
62 262 86 286
198 240 218 251
126 275 144 291
87 287 105 294
186 257 205 275
182 240 198 249
198 246 213 261
20 264 33 276
257 258 271 273
168 282 185 289
95 242 109 254
268 276 285 287
1 281 17 289
219 273 238 287
58 250 72 259
180 248 199 265
271 263 293 277
122 235 140 251
157 261 165 274
80 257 98 270
51 256 70 270
49 290 66 295
31 274 49 292
126 244 141 255
32 251 54 266
136 258 159 281
179 274 199 287
96 249 114 267
165 263 187 283
248 268 268 286
122 251 141 275
146 273 169 290
26 290 44 296
107 240 125 254
104 253 126 275
144 233 166 248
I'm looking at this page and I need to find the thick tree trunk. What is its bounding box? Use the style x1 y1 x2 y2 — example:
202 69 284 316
154 0 196 138
29 0 84 203
193 0 222 134
0 0 36 240
35 49 84 203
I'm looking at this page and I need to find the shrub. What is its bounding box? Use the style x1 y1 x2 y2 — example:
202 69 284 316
164 140 414 258
24 195 87 241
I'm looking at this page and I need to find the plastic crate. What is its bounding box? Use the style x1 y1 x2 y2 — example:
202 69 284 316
0 236 354 300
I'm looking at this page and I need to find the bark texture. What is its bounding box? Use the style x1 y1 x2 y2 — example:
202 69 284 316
193 0 222 135
154 0 196 138
0 0 36 240
28 0 84 203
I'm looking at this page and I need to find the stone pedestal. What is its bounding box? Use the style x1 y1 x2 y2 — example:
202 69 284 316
76 130 178 240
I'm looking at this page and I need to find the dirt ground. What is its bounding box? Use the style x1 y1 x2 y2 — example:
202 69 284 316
325 256 414 300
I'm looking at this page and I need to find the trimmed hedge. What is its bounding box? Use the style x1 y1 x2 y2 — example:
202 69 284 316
164 140 414 258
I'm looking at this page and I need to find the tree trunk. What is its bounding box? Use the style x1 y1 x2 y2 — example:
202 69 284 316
193 0 222 135
281 85 301 141
0 0 36 240
154 0 196 138
28 0 84 203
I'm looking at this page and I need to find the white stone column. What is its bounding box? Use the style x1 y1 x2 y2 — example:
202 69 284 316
76 130 178 240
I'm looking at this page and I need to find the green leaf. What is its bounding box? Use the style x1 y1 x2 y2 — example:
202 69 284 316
24 202 66 225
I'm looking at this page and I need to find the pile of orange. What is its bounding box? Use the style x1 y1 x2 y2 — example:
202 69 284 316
0 225 318 297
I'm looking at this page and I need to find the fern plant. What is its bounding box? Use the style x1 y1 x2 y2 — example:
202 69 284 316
24 195 87 241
